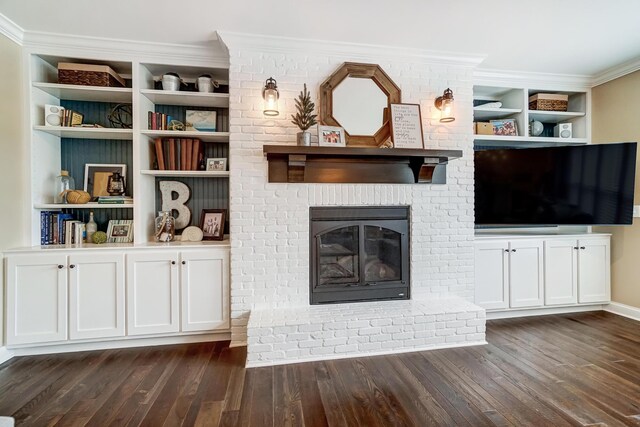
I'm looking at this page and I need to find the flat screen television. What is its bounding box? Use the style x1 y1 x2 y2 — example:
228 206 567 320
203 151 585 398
475 142 637 226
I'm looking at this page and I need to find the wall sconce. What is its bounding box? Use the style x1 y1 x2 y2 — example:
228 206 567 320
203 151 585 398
262 77 279 116
434 88 455 123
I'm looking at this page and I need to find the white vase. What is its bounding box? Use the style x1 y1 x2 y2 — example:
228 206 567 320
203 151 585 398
297 131 311 146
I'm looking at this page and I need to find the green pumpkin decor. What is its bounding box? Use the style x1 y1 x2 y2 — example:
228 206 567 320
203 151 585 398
92 231 108 244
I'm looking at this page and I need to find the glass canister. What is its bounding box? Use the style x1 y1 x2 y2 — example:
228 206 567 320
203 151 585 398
54 170 75 204
155 210 175 242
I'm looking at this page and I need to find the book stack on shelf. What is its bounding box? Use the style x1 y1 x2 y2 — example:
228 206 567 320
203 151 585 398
40 211 86 245
153 138 203 171
97 196 133 205
148 112 173 130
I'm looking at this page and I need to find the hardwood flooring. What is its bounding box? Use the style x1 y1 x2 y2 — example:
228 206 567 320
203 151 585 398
2 311 640 426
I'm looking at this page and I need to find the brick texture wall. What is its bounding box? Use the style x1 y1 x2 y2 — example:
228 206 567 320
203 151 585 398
225 41 476 345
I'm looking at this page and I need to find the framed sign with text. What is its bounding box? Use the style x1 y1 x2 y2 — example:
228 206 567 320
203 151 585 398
390 103 425 149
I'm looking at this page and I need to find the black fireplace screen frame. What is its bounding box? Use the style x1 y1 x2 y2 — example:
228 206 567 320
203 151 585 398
310 206 410 305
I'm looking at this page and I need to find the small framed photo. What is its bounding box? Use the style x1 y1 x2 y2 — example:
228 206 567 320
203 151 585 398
200 209 226 241
84 164 127 198
106 220 133 243
317 125 346 147
206 158 227 171
186 110 217 132
491 119 518 136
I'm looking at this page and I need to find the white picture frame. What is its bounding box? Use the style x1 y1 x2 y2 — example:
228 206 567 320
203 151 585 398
317 125 346 147
206 158 227 171
390 103 425 149
83 164 127 198
106 220 133 243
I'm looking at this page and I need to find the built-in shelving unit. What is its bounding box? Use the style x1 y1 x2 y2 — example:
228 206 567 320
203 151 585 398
33 82 133 103
140 170 229 178
472 107 522 121
34 126 134 140
140 89 229 108
140 129 229 143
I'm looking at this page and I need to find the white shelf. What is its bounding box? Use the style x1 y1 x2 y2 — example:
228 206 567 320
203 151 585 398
140 89 229 108
473 107 522 121
474 134 588 146
140 129 229 143
33 82 133 103
141 170 229 178
528 110 586 123
34 203 134 209
34 126 133 140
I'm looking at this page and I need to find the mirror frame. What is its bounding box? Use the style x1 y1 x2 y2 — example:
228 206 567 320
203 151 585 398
319 62 401 147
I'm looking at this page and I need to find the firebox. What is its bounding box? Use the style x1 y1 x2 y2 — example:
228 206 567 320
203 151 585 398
310 206 410 304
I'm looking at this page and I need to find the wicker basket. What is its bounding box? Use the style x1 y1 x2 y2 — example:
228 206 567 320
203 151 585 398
58 63 125 87
529 93 568 111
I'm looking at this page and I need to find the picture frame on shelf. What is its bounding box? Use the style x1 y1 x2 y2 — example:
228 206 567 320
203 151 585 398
490 119 518 136
199 209 226 241
186 110 217 132
106 219 133 243
390 103 425 149
84 164 127 198
317 125 346 147
206 158 227 171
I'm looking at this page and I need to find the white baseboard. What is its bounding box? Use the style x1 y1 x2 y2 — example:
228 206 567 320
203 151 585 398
604 302 640 322
486 304 605 320
0 347 14 366
246 340 488 368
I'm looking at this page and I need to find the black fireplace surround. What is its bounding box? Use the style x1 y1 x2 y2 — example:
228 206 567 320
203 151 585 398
310 206 410 305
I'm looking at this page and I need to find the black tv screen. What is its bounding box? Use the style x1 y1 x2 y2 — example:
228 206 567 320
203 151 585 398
475 142 637 225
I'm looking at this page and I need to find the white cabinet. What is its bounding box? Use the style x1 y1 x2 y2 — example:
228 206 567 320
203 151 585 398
69 253 125 340
475 239 543 310
6 254 68 345
181 249 230 332
509 240 544 308
578 238 611 303
127 251 180 336
475 234 610 312
544 239 578 305
474 241 509 310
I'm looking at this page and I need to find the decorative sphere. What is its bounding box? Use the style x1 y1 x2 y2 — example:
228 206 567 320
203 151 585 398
66 190 91 204
92 231 108 244
530 120 544 136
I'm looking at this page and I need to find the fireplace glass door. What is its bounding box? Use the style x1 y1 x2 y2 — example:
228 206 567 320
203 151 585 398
317 226 360 286
364 226 401 284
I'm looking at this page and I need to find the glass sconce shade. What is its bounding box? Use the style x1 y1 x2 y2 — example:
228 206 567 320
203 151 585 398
434 88 455 123
263 77 280 116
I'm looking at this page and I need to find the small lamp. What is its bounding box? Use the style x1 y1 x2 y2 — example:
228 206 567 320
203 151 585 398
434 88 455 123
107 171 126 196
262 77 279 116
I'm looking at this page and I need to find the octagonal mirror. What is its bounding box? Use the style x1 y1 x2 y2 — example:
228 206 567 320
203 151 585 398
320 63 401 147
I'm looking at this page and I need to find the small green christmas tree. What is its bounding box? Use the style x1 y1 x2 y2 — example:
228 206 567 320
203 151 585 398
291 84 317 131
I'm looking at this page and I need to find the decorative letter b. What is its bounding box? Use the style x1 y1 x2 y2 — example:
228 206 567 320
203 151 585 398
159 181 191 229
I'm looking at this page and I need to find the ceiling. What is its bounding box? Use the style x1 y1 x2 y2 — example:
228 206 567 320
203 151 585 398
1 0 639 77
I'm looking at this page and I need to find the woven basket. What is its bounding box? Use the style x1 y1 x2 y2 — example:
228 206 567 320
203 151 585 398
58 63 125 87
529 99 568 112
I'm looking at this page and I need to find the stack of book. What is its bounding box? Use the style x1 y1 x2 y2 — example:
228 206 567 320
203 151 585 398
97 196 133 204
148 112 172 130
40 211 85 245
61 109 83 127
153 138 203 171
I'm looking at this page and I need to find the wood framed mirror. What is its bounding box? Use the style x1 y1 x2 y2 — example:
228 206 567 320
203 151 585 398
319 62 401 147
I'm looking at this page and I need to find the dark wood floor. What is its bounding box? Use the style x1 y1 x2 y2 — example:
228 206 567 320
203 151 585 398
2 311 640 426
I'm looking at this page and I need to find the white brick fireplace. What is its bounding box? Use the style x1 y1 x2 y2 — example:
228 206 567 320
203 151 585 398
220 33 485 365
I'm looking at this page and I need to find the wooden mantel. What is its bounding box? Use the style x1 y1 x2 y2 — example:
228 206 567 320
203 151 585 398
263 145 463 184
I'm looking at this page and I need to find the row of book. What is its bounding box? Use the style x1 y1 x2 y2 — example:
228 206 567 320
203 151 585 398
148 112 173 130
153 138 204 171
40 211 85 245
60 109 84 127
97 196 133 205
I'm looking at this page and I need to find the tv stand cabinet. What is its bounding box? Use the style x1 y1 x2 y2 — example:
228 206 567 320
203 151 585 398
474 233 610 317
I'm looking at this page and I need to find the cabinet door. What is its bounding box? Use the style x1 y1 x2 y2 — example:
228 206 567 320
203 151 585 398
127 251 179 336
6 254 68 345
544 239 578 305
578 237 611 303
474 241 509 310
509 240 544 308
69 252 125 340
180 249 230 332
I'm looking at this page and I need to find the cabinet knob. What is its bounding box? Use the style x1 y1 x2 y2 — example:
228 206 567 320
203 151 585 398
511 249 517 252
574 247 579 250
171 261 176 265
58 264 64 269
182 261 186 265
504 249 509 252
580 246 586 250
69 264 76 269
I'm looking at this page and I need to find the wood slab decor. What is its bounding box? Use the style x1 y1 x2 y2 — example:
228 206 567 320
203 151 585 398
320 62 401 147
263 145 462 184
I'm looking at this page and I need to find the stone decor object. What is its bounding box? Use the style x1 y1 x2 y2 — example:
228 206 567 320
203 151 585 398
159 181 191 229
181 226 204 242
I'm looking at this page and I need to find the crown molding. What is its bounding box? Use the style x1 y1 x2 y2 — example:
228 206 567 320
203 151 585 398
474 68 592 90
592 57 640 87
217 31 486 68
22 31 229 67
0 12 24 45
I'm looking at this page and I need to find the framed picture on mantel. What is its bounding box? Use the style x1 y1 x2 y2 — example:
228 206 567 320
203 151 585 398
390 103 425 149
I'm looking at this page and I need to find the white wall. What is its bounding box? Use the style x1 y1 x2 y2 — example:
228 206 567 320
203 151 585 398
0 33 27 347
223 36 477 344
